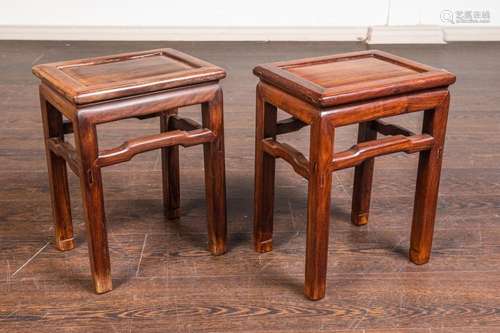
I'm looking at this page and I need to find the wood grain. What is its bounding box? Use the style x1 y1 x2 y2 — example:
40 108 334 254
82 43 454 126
254 50 456 107
32 48 226 105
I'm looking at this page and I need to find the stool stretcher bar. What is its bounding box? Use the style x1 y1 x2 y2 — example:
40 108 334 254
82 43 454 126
62 119 73 134
276 117 308 135
262 133 434 177
170 115 202 131
55 115 209 170
371 119 416 137
331 134 434 171
47 138 80 176
95 128 216 168
261 138 310 179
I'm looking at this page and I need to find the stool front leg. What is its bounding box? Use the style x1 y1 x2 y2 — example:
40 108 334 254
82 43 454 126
253 84 277 253
351 121 377 226
160 109 180 219
305 119 334 300
410 94 450 265
40 95 75 251
74 117 112 293
202 88 227 255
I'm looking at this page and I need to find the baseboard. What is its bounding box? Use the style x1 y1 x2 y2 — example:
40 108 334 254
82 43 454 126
443 26 500 41
0 25 368 41
1 25 499 42
366 26 446 44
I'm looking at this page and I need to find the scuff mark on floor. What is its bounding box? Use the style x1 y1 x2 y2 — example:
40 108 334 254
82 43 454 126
31 52 45 65
135 233 148 277
11 241 50 278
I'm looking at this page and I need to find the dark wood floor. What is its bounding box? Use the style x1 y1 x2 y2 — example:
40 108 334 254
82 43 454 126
1 41 499 333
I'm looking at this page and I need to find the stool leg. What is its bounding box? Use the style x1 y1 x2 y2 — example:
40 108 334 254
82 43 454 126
74 117 112 293
40 95 75 251
160 110 180 220
253 84 277 253
351 121 377 226
410 94 450 265
202 88 227 255
304 119 334 300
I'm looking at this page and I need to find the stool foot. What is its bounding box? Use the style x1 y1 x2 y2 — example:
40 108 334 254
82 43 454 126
351 213 369 226
94 277 113 294
304 286 326 301
255 239 272 253
209 241 227 256
166 207 180 220
55 238 76 251
409 249 430 265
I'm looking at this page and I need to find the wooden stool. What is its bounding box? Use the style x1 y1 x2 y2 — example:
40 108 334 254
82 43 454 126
253 50 456 300
32 49 228 293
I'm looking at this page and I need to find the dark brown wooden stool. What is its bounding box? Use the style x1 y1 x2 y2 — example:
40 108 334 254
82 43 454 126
253 50 456 300
32 49 228 293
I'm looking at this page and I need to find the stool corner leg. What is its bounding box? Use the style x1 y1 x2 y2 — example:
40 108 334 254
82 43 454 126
40 94 75 253
75 119 113 294
253 87 277 254
304 119 333 302
160 110 181 220
409 96 450 267
202 87 228 257
351 121 376 227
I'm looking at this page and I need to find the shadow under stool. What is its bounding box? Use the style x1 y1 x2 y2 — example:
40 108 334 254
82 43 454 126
32 49 228 293
252 50 456 300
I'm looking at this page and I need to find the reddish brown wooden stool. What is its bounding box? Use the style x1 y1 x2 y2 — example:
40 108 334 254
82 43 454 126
253 50 456 300
32 49 228 293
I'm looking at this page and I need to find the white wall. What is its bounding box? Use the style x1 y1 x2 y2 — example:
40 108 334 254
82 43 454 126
1 0 390 26
0 0 499 41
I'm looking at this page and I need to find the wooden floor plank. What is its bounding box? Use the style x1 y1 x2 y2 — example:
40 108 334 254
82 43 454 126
1 41 499 332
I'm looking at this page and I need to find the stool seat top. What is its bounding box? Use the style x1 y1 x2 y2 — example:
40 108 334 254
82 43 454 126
33 49 226 105
253 50 455 108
